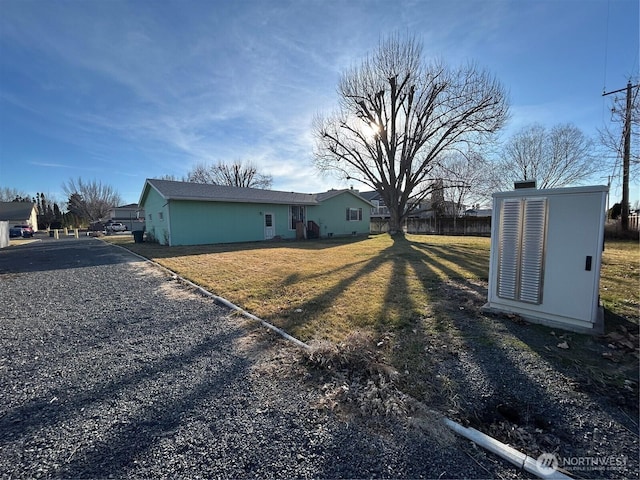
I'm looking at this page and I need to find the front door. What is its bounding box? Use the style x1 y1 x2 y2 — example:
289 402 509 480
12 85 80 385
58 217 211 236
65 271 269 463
264 212 275 240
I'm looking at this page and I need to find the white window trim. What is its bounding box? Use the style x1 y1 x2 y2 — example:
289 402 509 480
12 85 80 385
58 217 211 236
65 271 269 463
346 207 363 221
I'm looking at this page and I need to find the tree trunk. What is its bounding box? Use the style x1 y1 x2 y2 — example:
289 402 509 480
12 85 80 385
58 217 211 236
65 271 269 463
388 207 404 235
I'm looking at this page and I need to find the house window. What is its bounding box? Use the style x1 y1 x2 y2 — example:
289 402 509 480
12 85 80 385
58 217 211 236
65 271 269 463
148 213 152 221
290 205 305 230
158 212 164 221
346 207 363 221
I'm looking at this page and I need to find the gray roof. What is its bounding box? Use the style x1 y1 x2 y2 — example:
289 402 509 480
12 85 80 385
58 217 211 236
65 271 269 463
359 191 382 202
142 179 373 206
0 202 36 221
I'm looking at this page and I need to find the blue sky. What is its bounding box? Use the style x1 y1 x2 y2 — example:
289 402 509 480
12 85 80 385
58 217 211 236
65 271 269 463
1 0 638 206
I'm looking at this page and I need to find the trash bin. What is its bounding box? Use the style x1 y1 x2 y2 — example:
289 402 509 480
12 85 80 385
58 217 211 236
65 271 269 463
133 231 144 243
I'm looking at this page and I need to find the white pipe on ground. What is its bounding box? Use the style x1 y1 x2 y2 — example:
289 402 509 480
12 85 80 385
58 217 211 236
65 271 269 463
443 417 572 479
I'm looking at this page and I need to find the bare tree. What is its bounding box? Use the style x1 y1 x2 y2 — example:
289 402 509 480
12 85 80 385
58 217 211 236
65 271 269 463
495 123 598 190
313 34 509 234
186 160 273 189
154 174 183 181
0 187 30 202
435 150 493 216
62 178 122 222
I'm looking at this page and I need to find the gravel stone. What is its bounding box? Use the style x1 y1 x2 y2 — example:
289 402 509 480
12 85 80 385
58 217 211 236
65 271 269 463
1 237 636 479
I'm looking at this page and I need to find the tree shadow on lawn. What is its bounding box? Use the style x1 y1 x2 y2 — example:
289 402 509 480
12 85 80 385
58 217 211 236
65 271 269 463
266 235 495 405
270 235 442 340
275 234 638 475
268 234 489 340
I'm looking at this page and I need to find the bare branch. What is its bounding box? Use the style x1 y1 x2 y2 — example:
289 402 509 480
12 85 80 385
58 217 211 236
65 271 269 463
62 177 122 222
493 123 599 190
314 35 509 233
186 160 273 189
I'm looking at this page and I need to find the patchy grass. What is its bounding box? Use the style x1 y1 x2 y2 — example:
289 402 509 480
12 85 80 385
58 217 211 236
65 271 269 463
8 238 40 247
106 235 638 340
106 234 491 341
600 240 640 322
106 234 639 430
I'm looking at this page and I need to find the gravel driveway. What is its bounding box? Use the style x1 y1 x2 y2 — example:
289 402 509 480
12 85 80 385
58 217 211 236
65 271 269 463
0 236 532 479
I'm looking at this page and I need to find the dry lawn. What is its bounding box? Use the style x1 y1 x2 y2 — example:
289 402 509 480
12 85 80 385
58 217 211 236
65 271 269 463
106 234 639 342
105 233 639 426
600 240 640 321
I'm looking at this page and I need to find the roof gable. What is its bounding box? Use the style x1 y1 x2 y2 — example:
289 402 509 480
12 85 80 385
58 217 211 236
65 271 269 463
315 189 374 206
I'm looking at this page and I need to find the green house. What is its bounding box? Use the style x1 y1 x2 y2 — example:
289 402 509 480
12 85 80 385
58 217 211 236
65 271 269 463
138 179 373 246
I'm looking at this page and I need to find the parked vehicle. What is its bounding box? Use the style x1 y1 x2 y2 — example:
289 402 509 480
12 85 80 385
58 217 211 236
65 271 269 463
11 225 34 238
107 222 128 232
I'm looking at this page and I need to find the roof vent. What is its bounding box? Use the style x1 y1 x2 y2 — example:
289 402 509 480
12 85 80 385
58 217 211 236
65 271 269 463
514 180 537 190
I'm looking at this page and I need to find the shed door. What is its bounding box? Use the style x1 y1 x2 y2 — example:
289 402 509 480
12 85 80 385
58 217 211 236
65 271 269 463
264 212 275 240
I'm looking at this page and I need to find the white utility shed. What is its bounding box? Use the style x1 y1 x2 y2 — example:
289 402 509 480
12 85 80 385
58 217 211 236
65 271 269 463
483 185 608 334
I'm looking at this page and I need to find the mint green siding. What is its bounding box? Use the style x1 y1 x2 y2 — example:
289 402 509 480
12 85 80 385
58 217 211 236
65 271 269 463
168 201 294 246
142 187 171 244
140 183 371 246
308 193 371 237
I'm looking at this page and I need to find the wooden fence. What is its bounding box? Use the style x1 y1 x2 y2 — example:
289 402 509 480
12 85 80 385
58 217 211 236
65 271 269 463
371 216 492 236
371 214 638 237
605 216 640 238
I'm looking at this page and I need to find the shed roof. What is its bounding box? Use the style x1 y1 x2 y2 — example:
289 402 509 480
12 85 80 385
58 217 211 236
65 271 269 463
140 179 373 206
0 202 37 221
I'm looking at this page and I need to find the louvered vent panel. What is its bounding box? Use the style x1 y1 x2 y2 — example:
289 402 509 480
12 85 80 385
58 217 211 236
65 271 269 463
518 198 547 304
497 199 522 300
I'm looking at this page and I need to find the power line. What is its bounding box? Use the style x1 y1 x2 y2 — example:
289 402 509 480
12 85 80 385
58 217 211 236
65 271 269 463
603 81 639 230
602 0 611 94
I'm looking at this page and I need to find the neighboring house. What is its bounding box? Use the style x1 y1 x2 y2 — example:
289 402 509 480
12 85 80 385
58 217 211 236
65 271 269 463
464 208 492 217
360 191 390 218
109 203 145 231
138 179 373 246
0 202 38 232
360 190 463 219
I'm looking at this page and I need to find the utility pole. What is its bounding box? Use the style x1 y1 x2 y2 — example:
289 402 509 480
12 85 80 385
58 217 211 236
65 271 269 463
603 81 638 231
